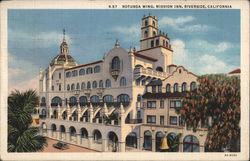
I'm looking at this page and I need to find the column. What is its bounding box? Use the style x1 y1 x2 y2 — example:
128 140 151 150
102 139 108 152
179 135 183 152
137 137 141 150
89 104 93 123
118 141 126 152
88 135 93 149
76 133 81 145
152 131 156 152
57 131 61 140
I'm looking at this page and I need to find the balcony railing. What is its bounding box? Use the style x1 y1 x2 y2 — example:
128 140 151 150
134 67 169 79
126 119 142 124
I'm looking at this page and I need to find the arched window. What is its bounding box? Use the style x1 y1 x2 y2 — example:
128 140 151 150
183 135 200 152
117 94 130 103
120 77 126 86
94 66 100 73
111 57 120 70
71 84 75 90
163 40 165 46
137 94 142 102
105 79 111 88
67 84 70 91
76 83 80 90
156 66 163 72
90 95 100 103
51 97 62 106
145 20 148 26
182 82 187 92
86 67 93 74
153 21 155 27
166 84 171 92
144 30 148 38
93 130 102 142
79 69 85 75
79 96 88 106
151 40 154 47
81 128 88 138
72 70 78 77
87 81 91 89
153 31 156 36
144 131 152 150
41 97 46 103
92 81 97 89
166 41 169 48
190 82 197 91
69 96 77 106
103 95 114 103
99 80 103 88
174 83 179 92
156 39 159 46
59 84 61 91
81 82 85 90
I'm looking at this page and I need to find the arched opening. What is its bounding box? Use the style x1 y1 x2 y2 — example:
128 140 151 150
156 132 164 152
41 122 47 134
183 135 200 152
86 67 93 74
190 82 197 91
156 66 163 72
111 57 120 70
62 111 67 120
166 84 171 92
144 130 152 151
94 65 101 73
52 110 58 119
145 20 148 26
79 69 85 75
182 82 187 92
144 30 148 38
80 128 88 139
81 82 85 90
81 110 89 122
174 83 179 92
41 109 46 118
90 95 100 107
167 133 179 152
69 126 77 143
87 81 91 89
71 83 75 90
51 96 62 106
76 83 80 90
79 96 88 106
41 97 46 106
99 80 103 88
117 94 130 107
120 77 126 87
69 96 77 107
125 132 137 150
153 31 156 36
51 124 57 138
108 131 118 152
71 111 78 121
105 79 111 88
92 81 97 88
93 129 102 143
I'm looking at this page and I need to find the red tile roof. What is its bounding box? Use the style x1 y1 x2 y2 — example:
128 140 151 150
229 69 241 74
66 60 103 71
134 52 157 62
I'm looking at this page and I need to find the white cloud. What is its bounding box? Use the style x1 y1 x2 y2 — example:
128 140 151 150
159 16 213 33
171 39 238 75
190 40 233 53
112 24 140 42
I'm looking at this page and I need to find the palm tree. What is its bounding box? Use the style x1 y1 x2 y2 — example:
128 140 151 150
8 90 47 152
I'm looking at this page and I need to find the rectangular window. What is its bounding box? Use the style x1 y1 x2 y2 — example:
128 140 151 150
147 101 156 108
59 73 61 79
160 116 164 125
59 84 61 91
147 115 156 123
179 116 185 126
170 116 177 125
170 100 182 109
152 86 156 93
160 100 164 108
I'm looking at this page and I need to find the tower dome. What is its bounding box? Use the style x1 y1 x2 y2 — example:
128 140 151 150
50 29 77 66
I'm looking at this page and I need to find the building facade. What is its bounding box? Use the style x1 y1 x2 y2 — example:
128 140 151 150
39 15 208 152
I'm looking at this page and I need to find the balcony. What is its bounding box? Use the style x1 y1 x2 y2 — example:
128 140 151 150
40 103 46 107
134 67 169 80
125 119 142 124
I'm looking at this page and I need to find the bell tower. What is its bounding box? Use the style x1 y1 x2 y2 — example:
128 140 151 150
60 29 69 55
141 14 158 39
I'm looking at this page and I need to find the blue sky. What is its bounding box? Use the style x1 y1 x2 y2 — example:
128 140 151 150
8 9 240 91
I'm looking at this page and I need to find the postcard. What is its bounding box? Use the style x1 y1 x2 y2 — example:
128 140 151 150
0 0 249 160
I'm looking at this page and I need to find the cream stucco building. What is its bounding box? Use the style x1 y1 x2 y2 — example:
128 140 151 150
38 15 208 152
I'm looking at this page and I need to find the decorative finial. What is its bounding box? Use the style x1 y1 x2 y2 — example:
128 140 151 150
63 28 66 42
115 39 120 48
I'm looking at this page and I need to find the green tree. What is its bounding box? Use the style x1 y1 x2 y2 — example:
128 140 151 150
8 90 47 152
178 74 240 152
